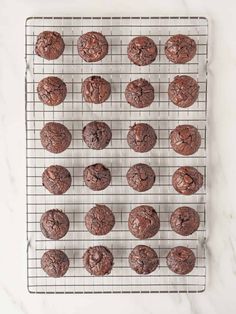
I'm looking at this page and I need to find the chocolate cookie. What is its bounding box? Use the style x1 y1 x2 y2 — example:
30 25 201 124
82 121 112 150
128 205 160 239
83 163 111 191
125 78 154 108
170 206 200 236
166 246 196 275
85 204 115 235
35 31 65 60
37 76 67 106
127 36 157 66
40 209 70 240
41 249 69 277
40 122 72 154
82 76 111 104
42 165 72 195
168 75 199 108
126 163 155 192
165 34 197 64
83 246 113 276
129 245 159 274
127 123 157 153
172 166 203 195
170 125 201 155
77 31 108 62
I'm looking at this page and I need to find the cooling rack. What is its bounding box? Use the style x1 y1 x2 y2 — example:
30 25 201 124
25 16 208 293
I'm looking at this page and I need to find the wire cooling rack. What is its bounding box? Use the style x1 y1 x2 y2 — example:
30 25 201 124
25 16 208 293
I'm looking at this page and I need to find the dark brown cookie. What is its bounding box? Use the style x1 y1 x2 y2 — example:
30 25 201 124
128 205 160 239
40 122 72 154
125 78 154 108
126 163 155 192
168 75 199 108
41 249 69 277
165 34 197 64
42 165 72 195
85 204 115 235
129 245 159 274
83 163 111 191
166 246 196 275
170 125 201 156
83 246 113 276
172 166 203 195
35 31 65 60
77 31 108 62
37 76 67 106
170 206 200 236
127 36 157 66
82 76 111 104
127 123 157 153
82 121 112 150
40 209 70 240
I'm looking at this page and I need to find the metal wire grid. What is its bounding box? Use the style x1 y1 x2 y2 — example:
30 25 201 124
25 16 208 293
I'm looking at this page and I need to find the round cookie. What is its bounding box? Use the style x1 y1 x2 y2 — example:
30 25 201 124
127 123 157 153
41 249 69 277
170 206 200 236
40 122 72 154
35 31 65 60
42 165 72 195
128 205 160 239
85 204 115 235
127 36 157 66
125 79 154 108
170 124 201 155
166 246 196 275
37 76 67 106
165 34 197 64
168 75 199 108
126 163 155 192
129 245 159 274
40 209 70 240
83 246 113 276
172 166 203 195
77 31 108 62
82 121 112 150
81 76 111 104
83 163 111 191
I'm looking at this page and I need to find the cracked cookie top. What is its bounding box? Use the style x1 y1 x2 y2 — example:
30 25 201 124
40 209 70 240
126 163 155 192
35 31 65 60
37 76 67 106
170 124 201 155
41 249 69 277
77 31 108 62
40 122 72 154
85 204 115 236
127 36 157 66
42 165 72 195
83 246 113 276
168 75 199 108
165 34 196 64
125 78 154 108
172 166 203 195
128 205 160 239
127 123 157 153
170 206 200 236
129 245 159 274
82 76 111 104
83 163 111 191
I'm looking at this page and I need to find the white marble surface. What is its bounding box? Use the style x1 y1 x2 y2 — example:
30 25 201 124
0 0 236 313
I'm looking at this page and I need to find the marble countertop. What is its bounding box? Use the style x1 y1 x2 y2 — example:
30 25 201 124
0 0 236 313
